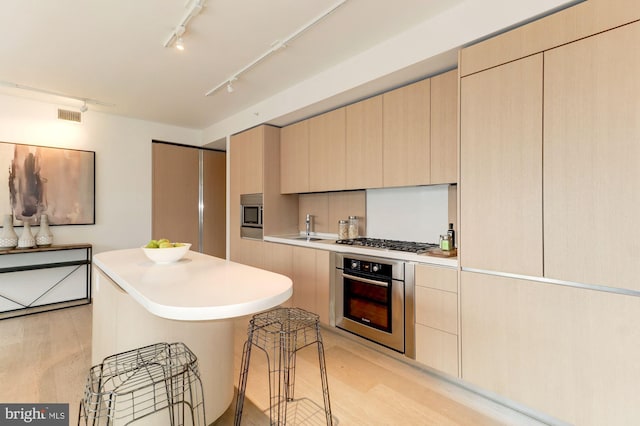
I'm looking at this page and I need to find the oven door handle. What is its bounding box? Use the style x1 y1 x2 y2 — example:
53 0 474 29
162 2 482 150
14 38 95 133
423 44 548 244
342 273 389 288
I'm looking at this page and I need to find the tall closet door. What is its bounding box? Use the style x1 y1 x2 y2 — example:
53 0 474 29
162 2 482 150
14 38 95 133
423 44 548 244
152 143 199 246
202 150 226 258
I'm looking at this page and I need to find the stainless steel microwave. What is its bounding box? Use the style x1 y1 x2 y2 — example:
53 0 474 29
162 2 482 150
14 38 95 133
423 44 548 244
240 193 263 239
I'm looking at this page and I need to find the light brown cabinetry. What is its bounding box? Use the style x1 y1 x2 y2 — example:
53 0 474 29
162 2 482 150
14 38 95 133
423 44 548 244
230 125 298 266
152 142 225 257
459 54 543 277
291 246 331 324
460 271 640 426
414 264 458 377
430 69 458 185
280 120 309 194
383 79 430 187
345 95 383 189
543 21 640 292
309 108 346 192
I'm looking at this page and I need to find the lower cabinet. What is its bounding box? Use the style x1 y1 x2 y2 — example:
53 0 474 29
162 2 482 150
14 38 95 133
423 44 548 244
261 243 330 324
292 246 330 324
414 263 459 377
460 271 640 426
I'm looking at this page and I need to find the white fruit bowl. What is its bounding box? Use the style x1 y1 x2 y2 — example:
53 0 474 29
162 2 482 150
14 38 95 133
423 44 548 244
142 243 191 264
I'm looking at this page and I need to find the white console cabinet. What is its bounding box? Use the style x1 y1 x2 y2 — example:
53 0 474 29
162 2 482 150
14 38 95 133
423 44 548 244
0 244 92 319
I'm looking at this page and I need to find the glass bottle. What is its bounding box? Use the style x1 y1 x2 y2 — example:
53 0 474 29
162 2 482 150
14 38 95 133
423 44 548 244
348 216 359 239
338 220 349 240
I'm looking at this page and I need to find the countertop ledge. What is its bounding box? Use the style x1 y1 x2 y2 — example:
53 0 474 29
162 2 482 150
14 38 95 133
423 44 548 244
264 235 458 268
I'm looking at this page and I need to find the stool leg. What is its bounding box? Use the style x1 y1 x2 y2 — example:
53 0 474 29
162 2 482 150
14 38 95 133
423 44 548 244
316 336 333 425
284 331 297 402
234 339 253 426
272 331 287 425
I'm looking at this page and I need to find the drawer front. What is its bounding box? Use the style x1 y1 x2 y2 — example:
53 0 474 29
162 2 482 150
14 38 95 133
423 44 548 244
415 324 458 377
415 286 457 334
415 264 457 292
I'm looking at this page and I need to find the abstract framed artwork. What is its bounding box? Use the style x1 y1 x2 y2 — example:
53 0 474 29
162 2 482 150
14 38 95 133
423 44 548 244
0 142 95 225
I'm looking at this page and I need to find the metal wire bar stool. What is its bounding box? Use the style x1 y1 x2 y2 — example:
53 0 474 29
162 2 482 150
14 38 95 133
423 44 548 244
234 307 332 425
78 342 205 425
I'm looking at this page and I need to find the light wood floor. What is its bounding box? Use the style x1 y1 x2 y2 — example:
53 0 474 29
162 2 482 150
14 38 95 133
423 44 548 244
0 304 548 425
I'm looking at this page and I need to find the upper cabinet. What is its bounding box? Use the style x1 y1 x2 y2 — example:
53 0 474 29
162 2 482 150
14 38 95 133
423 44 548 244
543 21 640 292
430 69 458 185
280 120 309 194
460 55 543 277
383 79 431 188
309 108 346 192
345 94 383 190
230 125 263 195
279 71 458 194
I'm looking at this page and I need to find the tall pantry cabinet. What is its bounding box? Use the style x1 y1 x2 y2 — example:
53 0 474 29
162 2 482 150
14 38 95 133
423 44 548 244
458 2 640 425
229 125 298 268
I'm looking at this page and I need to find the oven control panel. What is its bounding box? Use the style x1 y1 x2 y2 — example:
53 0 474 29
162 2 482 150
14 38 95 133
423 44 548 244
344 258 393 278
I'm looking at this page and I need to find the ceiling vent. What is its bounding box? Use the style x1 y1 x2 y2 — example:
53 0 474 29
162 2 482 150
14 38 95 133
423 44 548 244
58 108 81 122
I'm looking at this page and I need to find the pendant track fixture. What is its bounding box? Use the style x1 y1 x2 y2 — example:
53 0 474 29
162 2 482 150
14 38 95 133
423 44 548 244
204 0 349 96
163 0 206 50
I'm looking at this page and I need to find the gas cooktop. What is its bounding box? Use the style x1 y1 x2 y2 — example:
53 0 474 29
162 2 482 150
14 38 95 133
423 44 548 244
335 237 439 254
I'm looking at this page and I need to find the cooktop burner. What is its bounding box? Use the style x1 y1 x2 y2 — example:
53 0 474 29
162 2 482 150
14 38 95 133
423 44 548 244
335 237 438 254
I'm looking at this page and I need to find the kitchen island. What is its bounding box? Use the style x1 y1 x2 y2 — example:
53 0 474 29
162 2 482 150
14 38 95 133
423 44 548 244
91 248 293 424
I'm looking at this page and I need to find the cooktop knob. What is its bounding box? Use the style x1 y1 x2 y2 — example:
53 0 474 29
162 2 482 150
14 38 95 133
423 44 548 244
372 264 379 272
351 261 358 269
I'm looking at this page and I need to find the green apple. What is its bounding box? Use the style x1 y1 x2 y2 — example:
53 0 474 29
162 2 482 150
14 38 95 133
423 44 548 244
158 241 173 248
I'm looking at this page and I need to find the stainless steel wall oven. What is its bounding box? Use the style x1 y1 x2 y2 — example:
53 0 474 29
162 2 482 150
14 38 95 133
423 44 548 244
333 253 415 358
240 193 263 239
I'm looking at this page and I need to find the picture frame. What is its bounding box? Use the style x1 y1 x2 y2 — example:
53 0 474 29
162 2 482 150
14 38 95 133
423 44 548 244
0 142 95 225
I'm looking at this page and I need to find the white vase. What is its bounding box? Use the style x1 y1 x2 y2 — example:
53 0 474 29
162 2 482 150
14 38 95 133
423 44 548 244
0 214 18 249
17 221 36 249
36 215 54 247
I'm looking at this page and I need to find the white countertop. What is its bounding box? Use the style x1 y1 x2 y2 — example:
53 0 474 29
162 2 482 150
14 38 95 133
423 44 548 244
264 235 458 268
93 248 293 321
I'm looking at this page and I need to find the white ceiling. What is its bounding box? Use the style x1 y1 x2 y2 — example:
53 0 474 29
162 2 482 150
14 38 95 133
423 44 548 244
0 0 577 133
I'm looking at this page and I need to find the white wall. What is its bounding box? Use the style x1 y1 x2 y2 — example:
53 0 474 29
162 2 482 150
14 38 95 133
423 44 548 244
0 93 202 254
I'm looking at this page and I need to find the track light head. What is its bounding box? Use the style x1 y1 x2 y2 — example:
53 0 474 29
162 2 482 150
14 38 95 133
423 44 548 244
226 82 234 93
176 37 185 51
80 102 88 113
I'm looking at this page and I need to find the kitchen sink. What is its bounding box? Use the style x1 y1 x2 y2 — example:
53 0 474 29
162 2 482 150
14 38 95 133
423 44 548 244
291 236 325 241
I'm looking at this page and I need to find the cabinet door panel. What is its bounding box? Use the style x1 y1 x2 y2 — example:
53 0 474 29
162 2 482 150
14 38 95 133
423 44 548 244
544 22 640 291
461 271 640 426
309 108 346 192
383 79 430 187
460 54 543 276
345 95 383 189
280 120 309 194
292 246 317 314
430 69 458 184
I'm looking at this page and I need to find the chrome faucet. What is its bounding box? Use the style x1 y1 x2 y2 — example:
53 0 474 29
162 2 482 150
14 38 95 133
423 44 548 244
305 214 312 238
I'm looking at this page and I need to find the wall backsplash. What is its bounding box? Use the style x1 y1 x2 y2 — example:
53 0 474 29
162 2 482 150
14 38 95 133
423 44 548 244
366 185 449 243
